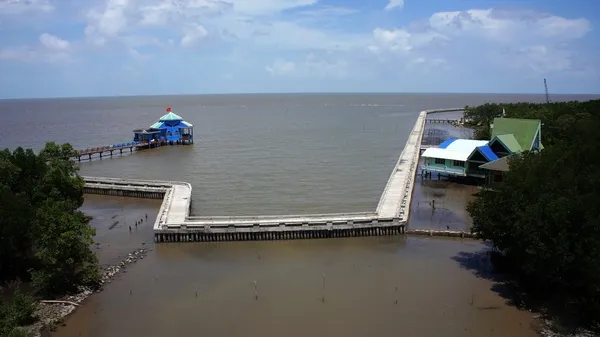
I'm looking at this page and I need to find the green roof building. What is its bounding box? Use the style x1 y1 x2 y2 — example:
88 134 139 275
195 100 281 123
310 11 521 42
490 117 542 152
481 117 543 185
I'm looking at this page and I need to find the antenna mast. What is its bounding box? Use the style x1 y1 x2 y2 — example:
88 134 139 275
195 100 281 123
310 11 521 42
544 78 550 103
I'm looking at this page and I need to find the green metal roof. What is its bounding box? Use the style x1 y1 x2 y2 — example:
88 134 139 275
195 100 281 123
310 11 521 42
159 112 183 121
491 118 540 151
493 134 522 153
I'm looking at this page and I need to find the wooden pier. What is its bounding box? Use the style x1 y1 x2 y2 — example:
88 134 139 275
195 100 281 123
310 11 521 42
82 108 470 243
74 140 167 161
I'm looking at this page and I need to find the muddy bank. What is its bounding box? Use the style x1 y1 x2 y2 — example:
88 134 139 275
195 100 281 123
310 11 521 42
410 165 480 232
81 195 161 267
26 248 148 337
19 196 162 337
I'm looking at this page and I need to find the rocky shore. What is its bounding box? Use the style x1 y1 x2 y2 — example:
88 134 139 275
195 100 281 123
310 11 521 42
25 248 148 337
540 320 597 337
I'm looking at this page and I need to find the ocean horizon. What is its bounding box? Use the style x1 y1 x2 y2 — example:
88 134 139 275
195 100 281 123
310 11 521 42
2 91 600 101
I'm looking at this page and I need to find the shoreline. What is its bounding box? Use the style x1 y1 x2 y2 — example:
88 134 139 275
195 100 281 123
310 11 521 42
24 248 148 337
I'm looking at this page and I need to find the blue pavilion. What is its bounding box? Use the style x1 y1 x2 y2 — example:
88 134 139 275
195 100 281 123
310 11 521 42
133 107 194 146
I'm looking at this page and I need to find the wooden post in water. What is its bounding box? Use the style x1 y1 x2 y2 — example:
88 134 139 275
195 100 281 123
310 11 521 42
254 280 258 300
322 273 325 303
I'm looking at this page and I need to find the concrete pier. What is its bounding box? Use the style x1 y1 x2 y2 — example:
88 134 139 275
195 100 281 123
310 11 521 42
376 110 427 220
82 108 466 243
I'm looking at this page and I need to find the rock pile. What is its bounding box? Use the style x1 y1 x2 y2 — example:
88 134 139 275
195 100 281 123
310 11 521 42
100 248 147 285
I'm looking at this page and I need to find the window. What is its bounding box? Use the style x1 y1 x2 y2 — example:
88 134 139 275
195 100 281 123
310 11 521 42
493 172 503 183
453 160 464 167
434 158 445 165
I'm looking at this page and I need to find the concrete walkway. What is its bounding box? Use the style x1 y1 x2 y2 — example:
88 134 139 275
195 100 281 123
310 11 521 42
82 108 469 241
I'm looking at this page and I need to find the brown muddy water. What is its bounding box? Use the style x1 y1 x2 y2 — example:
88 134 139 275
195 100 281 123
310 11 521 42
32 95 546 337
50 185 537 337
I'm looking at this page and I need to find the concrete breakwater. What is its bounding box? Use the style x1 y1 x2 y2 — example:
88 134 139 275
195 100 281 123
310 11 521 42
405 229 475 238
82 108 465 243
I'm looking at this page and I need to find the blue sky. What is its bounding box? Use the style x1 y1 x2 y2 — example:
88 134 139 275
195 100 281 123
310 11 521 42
0 0 598 98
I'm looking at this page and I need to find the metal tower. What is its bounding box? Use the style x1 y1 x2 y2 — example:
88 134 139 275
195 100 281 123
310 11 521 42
544 78 550 103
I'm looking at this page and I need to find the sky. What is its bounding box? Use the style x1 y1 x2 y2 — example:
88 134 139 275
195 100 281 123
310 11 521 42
0 0 599 98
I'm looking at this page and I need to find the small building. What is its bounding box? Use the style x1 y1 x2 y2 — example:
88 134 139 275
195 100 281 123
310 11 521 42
421 117 543 183
133 128 163 144
133 107 194 145
479 117 543 184
490 117 542 152
421 138 492 177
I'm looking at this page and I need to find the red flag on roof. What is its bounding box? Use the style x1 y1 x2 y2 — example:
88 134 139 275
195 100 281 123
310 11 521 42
166 106 172 112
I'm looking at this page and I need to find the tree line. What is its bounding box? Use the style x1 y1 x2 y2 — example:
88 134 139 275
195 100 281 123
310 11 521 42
0 143 100 337
466 99 600 331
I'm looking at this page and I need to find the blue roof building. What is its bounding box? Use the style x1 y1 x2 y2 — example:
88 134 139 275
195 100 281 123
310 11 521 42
133 107 194 145
421 139 491 178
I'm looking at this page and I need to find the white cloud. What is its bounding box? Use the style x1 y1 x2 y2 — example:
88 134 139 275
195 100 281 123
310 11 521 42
384 0 404 11
84 0 131 46
0 0 53 15
371 28 412 53
496 45 573 74
428 9 591 43
266 59 296 75
81 0 342 52
180 23 208 47
411 56 446 70
266 54 349 78
138 0 231 26
39 33 70 50
1 0 594 82
0 32 71 63
367 8 591 77
0 45 70 63
229 0 315 16
294 5 357 17
367 28 447 56
372 8 590 57
128 47 149 60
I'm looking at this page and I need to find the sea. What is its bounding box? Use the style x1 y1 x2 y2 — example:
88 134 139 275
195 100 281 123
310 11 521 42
1 93 598 337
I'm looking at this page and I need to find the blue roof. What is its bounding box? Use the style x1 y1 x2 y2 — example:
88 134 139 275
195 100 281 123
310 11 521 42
476 145 499 161
437 138 457 149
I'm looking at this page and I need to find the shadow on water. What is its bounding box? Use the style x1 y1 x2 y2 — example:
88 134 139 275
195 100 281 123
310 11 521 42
451 249 598 335
452 249 526 305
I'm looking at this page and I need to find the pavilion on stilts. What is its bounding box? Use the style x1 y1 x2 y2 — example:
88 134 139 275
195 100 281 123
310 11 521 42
132 107 194 147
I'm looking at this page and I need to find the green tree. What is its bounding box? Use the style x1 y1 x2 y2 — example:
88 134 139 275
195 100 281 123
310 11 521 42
467 109 600 329
0 284 36 337
463 99 600 144
0 142 100 297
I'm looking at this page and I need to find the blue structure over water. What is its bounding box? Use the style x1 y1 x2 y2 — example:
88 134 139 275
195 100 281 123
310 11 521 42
133 107 194 146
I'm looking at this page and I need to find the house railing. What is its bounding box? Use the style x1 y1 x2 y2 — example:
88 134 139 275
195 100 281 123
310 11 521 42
420 164 466 176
